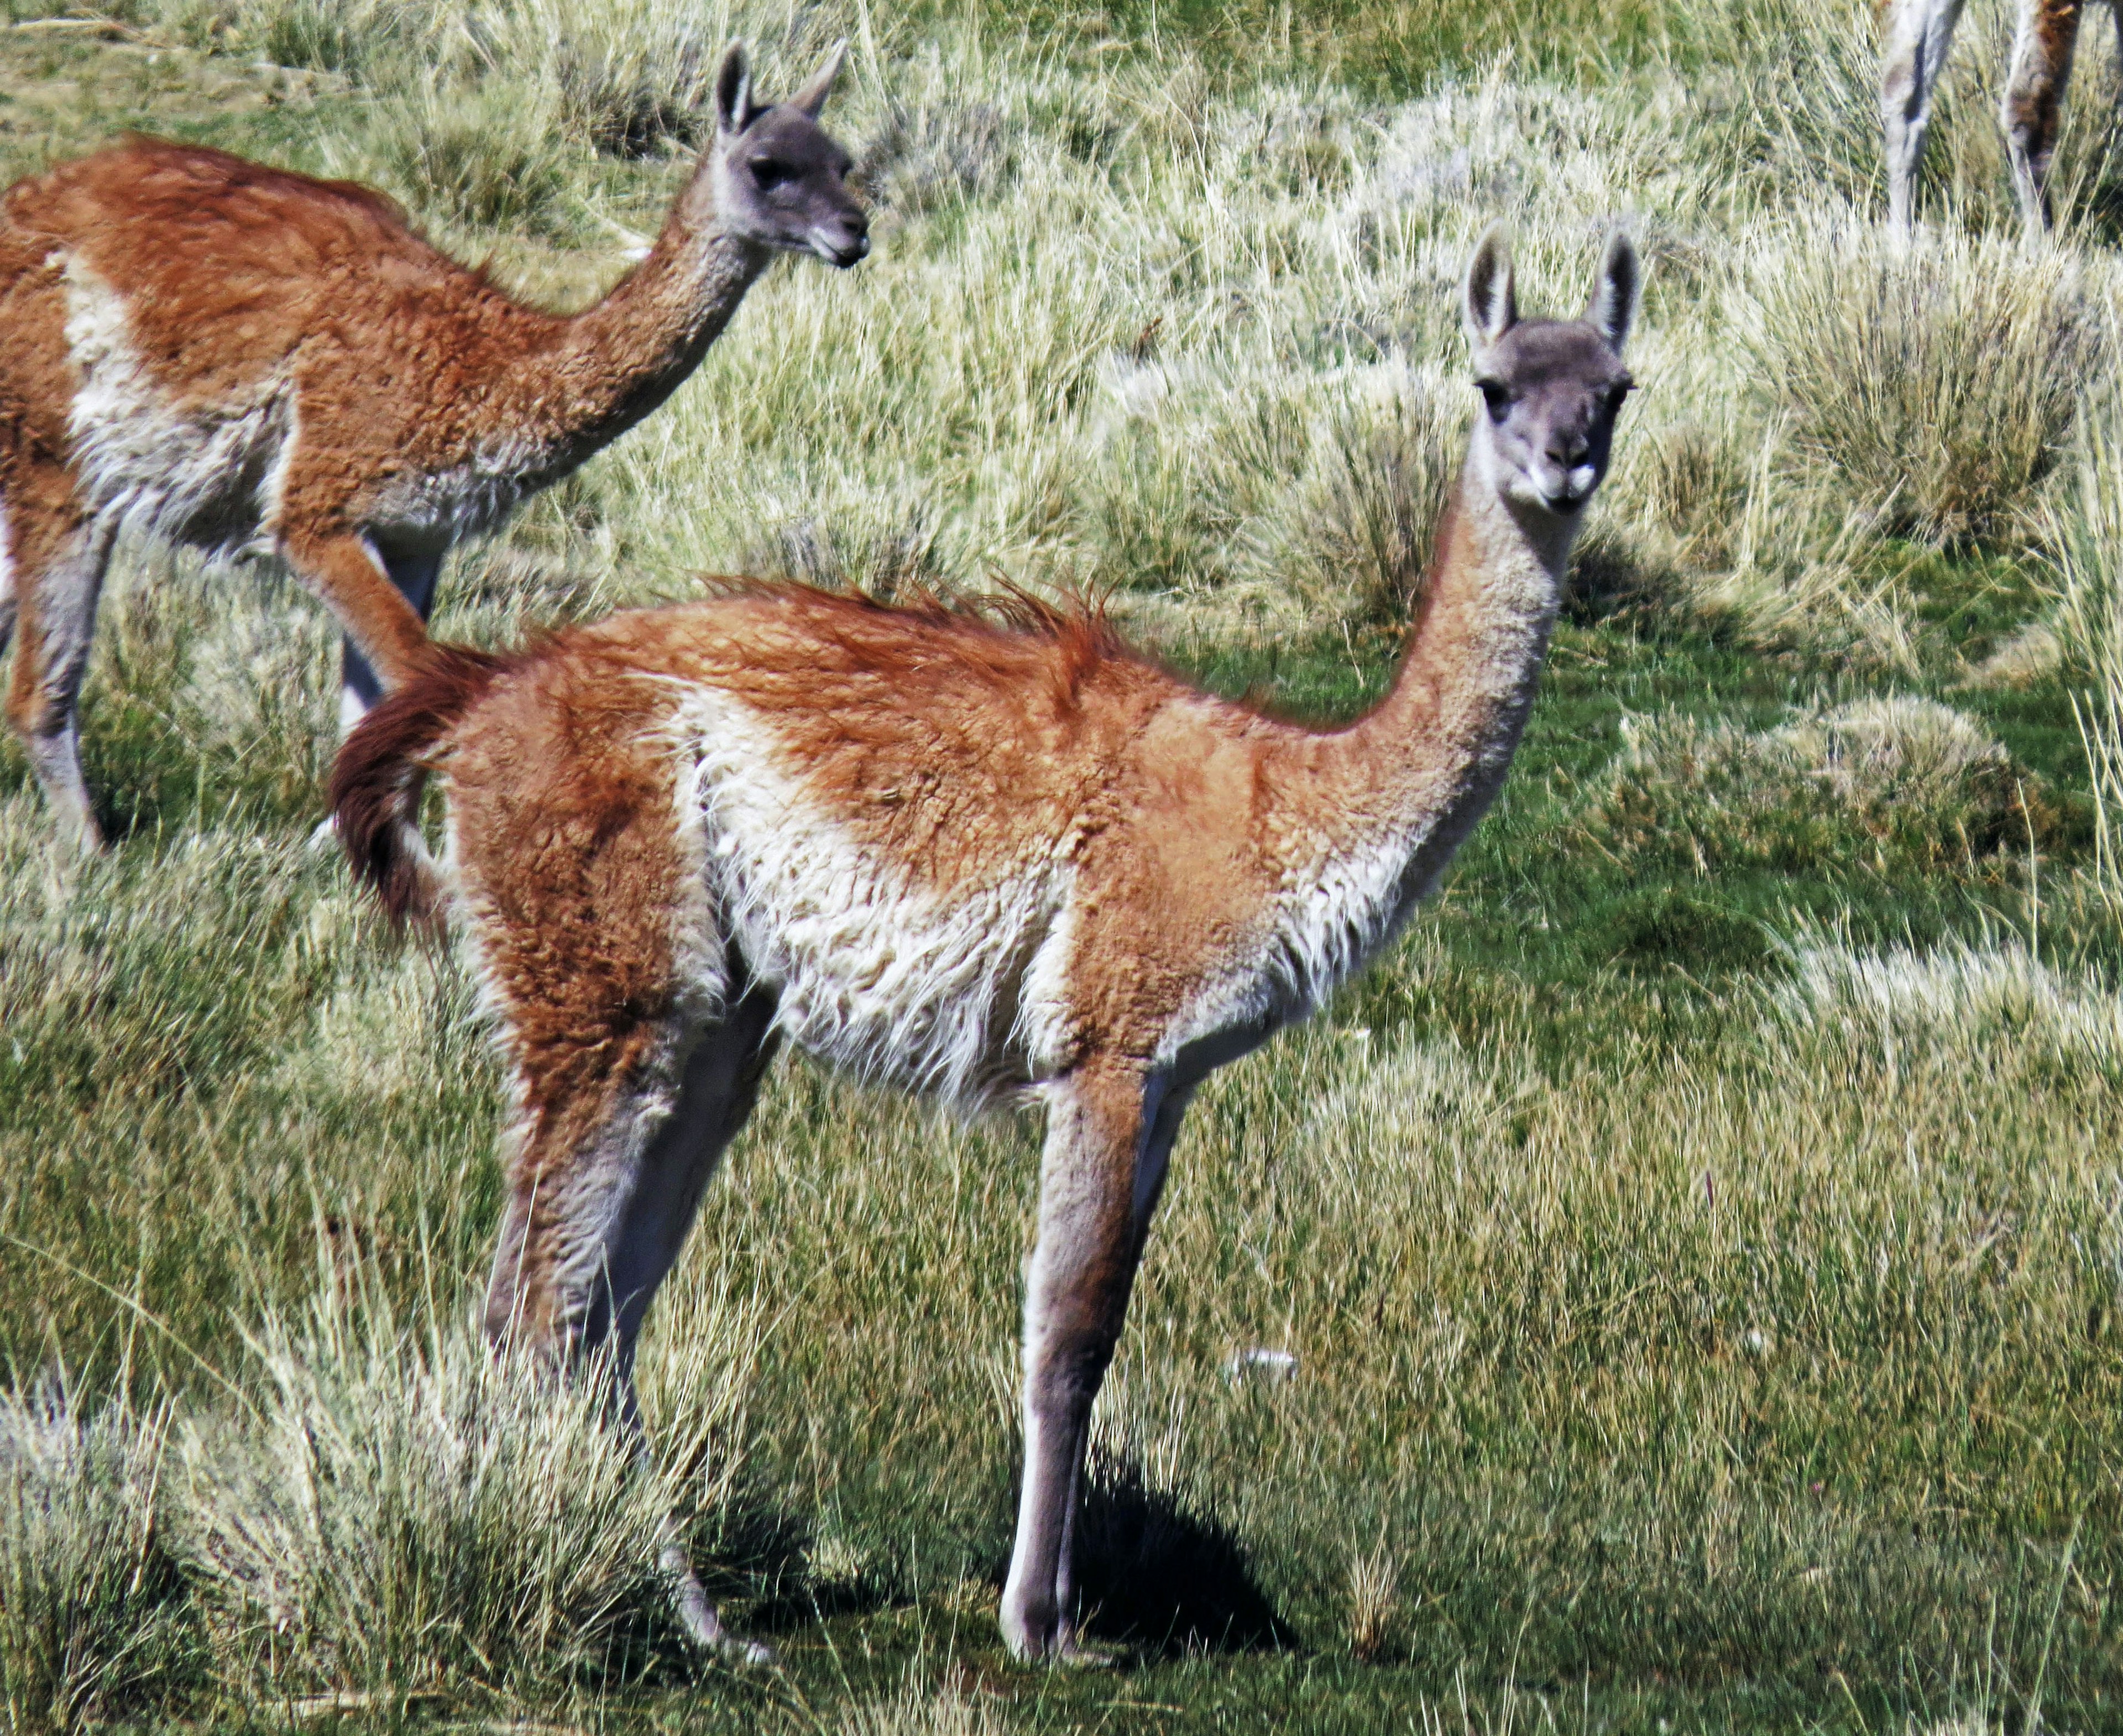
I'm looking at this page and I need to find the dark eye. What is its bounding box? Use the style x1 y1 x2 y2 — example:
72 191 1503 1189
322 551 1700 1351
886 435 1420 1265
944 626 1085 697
1476 379 1511 423
751 158 792 190
1607 379 1636 413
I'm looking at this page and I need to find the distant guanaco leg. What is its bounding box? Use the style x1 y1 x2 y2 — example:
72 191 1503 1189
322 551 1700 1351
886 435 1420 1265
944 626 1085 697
1881 0 2119 231
0 41 866 849
331 227 1637 1664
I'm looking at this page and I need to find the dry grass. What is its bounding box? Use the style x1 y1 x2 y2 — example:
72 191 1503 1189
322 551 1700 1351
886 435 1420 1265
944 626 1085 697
0 1381 190 1733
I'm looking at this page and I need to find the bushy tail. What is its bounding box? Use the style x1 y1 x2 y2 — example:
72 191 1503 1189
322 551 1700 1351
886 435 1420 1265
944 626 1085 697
329 644 510 927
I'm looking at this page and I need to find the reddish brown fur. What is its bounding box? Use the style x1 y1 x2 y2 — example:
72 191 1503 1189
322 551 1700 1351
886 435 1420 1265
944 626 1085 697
331 642 513 925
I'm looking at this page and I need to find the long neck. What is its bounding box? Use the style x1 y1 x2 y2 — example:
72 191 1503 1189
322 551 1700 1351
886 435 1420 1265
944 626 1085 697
1304 436 1578 921
506 177 768 474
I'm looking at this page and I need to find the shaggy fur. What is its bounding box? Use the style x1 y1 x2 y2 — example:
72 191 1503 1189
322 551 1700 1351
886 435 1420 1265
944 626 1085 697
334 228 1639 1663
0 42 865 850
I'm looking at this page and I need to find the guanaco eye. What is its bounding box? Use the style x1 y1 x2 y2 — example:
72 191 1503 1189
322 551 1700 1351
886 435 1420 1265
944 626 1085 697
751 158 792 190
1476 379 1512 422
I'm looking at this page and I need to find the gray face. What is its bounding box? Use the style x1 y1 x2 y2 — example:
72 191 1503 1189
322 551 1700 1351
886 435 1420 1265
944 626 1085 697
710 43 871 269
1474 322 1633 515
1462 226 1638 520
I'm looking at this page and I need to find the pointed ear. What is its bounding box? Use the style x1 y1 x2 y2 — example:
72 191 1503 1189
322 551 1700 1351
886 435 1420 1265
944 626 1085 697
1588 228 1638 353
1462 224 1517 351
790 38 848 119
714 41 754 136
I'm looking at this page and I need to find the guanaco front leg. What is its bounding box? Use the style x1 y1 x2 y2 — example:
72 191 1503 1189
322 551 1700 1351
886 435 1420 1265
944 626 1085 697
338 543 444 734
1003 1057 1186 1661
1880 0 1968 228
279 530 434 697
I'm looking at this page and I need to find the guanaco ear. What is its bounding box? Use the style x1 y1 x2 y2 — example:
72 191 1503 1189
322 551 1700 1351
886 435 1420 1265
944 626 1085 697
1587 228 1638 354
1462 223 1517 351
789 38 848 119
714 41 755 136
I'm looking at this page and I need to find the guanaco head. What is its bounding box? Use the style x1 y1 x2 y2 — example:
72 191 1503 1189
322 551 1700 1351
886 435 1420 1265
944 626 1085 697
707 41 869 268
1461 226 1636 519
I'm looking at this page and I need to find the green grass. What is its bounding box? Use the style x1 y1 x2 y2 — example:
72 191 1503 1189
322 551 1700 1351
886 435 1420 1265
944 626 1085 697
7 1 2123 1730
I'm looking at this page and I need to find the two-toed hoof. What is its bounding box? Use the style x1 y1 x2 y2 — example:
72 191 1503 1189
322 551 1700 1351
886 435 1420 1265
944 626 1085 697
1001 1606 1115 1666
1000 1597 1057 1662
713 1633 776 1667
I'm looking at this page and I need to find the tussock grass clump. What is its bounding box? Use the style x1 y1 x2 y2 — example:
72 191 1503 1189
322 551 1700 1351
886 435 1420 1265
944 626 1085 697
0 1382 190 1733
1576 696 2053 876
1770 934 2123 1072
177 1296 685 1700
1732 219 2094 548
832 1678 1007 1736
482 0 724 156
1297 373 1460 624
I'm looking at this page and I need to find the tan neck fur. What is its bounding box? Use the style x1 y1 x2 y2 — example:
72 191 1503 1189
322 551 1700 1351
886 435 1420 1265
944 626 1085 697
508 199 768 472
1289 435 1577 950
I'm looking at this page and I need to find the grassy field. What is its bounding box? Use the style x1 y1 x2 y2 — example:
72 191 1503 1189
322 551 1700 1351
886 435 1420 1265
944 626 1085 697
8 0 2123 1729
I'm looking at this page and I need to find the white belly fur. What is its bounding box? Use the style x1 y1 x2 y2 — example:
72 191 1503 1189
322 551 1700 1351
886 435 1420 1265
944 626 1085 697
62 260 295 560
671 691 1078 1111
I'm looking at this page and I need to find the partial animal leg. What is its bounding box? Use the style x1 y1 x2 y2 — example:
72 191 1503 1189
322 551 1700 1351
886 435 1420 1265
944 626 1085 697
1001 1057 1179 1662
279 529 433 696
338 543 443 735
3 472 116 851
482 985 781 1662
1881 0 1968 228
2004 0 2085 233
1046 1070 1194 1639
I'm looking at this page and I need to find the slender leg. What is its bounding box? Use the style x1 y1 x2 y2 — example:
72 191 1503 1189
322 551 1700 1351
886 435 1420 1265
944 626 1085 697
483 985 780 1661
1047 1070 1193 1635
1001 1057 1183 1661
3 478 115 852
2004 0 2085 234
1881 0 1968 229
338 543 443 735
278 529 433 700
1 493 18 663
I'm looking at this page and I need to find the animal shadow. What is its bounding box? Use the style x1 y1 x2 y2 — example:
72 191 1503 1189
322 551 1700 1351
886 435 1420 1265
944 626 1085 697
1071 1451 1295 1655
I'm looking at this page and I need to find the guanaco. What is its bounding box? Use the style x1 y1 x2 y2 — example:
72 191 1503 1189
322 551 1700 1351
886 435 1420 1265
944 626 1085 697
1881 0 2116 231
0 42 865 849
331 226 1637 1662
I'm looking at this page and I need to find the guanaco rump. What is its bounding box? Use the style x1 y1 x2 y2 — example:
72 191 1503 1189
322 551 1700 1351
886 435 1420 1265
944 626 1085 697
1881 0 2114 231
331 226 1637 1662
0 41 866 850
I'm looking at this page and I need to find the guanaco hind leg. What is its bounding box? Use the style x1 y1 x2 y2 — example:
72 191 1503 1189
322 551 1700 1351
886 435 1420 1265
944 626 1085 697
1002 1058 1190 1660
2003 0 2087 233
1880 0 1968 228
481 985 781 1660
2 470 115 851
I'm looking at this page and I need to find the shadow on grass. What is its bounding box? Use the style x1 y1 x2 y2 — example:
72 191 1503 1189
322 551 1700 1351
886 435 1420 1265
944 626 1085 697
1073 1455 1296 1656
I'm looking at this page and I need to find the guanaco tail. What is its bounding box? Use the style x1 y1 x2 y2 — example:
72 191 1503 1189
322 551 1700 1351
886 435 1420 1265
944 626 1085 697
330 225 1638 1663
0 41 865 850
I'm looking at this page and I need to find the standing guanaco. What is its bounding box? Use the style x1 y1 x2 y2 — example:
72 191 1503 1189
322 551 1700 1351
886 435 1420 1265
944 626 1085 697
0 42 865 848
331 226 1637 1662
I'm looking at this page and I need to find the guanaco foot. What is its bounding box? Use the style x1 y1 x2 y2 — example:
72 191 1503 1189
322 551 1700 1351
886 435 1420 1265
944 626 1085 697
666 1542 772 1665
